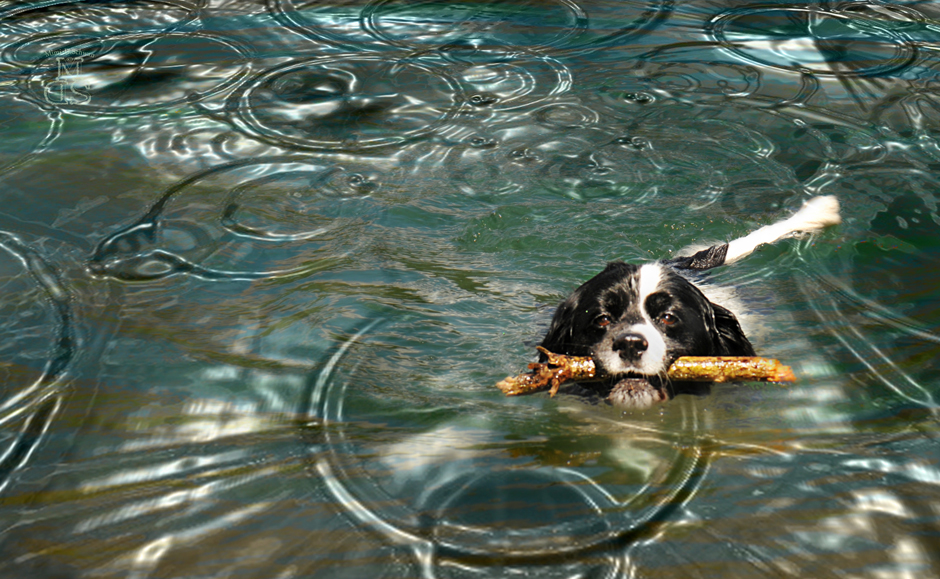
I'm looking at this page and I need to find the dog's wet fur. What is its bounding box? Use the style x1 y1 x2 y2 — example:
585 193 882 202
537 196 841 408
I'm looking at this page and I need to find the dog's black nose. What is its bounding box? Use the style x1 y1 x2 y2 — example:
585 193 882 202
613 332 648 360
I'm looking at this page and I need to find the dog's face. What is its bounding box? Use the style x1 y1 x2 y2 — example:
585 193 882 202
540 261 754 407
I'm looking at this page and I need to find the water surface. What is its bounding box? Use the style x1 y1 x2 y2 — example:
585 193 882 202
1 1 940 577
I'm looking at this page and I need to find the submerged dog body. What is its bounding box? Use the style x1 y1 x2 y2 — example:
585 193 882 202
539 196 841 408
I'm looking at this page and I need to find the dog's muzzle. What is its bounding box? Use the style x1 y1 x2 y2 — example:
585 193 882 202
599 374 670 408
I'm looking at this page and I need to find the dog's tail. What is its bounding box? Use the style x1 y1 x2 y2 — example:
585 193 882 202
667 196 841 271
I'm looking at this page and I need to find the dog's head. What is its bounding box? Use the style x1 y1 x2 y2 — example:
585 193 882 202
539 261 754 407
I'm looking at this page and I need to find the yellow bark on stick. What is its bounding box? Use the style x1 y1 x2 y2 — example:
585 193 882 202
496 347 795 397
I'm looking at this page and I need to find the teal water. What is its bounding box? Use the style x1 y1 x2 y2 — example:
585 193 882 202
1 1 940 577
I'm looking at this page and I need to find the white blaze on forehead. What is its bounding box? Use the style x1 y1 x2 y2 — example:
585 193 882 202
593 262 670 377
637 263 663 306
630 263 668 375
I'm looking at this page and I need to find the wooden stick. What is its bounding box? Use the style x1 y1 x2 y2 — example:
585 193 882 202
667 356 795 383
496 347 795 397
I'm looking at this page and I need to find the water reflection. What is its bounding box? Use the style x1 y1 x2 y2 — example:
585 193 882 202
88 156 384 280
303 318 706 573
0 0 203 68
272 0 669 54
711 7 918 78
22 31 252 115
0 233 74 494
229 54 462 150
1 0 940 577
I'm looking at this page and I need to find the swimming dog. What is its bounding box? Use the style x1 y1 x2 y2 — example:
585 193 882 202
538 196 841 407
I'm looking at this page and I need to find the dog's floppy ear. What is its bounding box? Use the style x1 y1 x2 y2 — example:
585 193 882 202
711 303 755 356
538 295 579 361
539 261 630 360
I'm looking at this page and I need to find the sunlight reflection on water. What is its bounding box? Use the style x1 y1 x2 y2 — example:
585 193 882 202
2 0 940 577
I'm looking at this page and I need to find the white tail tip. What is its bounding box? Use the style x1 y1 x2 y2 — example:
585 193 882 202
725 195 841 263
789 195 842 231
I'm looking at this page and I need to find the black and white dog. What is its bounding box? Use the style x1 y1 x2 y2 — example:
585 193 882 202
539 196 841 408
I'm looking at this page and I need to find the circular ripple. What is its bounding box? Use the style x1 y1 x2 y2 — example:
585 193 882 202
416 43 571 111
88 156 388 282
710 6 917 78
533 103 599 129
0 233 73 493
220 167 381 241
229 55 461 151
835 2 925 32
0 0 204 67
360 0 587 50
303 319 705 568
22 31 251 115
602 60 762 105
796 169 940 412
0 93 60 176
582 94 890 212
271 0 669 55
521 120 798 209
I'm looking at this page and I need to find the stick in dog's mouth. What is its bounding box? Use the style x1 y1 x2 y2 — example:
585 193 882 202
495 347 795 400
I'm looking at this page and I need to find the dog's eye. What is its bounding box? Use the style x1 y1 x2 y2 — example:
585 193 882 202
660 312 678 326
593 314 612 327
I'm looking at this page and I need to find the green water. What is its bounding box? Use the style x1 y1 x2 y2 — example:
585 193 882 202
1 1 940 577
